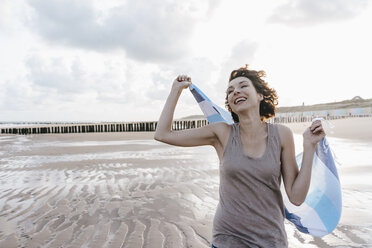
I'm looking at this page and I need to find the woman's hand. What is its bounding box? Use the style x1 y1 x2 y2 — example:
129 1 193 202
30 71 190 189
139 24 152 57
281 121 325 205
172 74 192 91
303 120 326 147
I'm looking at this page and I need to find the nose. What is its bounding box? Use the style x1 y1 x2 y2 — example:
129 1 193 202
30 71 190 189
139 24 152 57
233 88 240 95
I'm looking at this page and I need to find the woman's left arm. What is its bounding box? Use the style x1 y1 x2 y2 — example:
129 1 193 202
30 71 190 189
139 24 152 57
279 120 325 206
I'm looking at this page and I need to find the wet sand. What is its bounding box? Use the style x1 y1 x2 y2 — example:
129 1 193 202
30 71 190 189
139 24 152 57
0 117 371 247
0 132 218 247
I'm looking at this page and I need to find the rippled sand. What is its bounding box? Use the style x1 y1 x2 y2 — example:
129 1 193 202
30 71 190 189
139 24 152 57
0 131 371 247
0 133 219 247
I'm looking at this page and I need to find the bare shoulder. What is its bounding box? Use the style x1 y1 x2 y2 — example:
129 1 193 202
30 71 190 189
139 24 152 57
207 122 231 145
276 123 292 135
209 121 231 131
207 122 232 159
208 121 231 137
275 124 294 147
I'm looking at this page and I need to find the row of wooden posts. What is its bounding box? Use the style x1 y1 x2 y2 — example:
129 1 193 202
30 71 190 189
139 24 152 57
1 114 370 135
0 120 209 135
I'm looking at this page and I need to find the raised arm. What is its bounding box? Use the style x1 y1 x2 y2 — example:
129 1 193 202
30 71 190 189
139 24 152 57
154 75 228 149
279 120 325 206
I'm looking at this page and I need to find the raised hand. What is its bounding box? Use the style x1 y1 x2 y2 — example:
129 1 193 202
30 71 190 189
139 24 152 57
303 120 326 147
172 74 192 91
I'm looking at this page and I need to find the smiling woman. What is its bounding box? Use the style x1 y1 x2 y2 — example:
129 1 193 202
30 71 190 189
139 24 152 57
225 64 278 123
154 65 326 247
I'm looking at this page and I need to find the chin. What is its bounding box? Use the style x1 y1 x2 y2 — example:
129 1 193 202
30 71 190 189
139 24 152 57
232 103 248 111
233 103 258 114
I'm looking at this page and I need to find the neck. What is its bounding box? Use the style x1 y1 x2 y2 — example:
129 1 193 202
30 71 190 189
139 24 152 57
237 112 265 136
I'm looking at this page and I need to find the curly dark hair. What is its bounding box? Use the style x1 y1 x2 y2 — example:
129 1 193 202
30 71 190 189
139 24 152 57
225 64 278 123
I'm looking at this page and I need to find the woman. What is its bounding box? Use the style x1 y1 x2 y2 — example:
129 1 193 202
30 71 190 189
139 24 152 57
154 65 325 248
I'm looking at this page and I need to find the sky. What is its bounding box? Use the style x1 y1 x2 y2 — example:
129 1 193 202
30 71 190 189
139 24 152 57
1 0 372 122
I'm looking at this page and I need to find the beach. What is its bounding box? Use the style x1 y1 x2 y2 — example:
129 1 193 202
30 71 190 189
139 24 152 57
0 117 371 247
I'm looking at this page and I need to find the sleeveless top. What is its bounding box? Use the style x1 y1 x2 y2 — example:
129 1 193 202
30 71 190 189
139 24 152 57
212 123 288 248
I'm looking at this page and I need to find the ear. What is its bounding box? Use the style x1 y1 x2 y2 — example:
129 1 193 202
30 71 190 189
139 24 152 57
258 93 264 102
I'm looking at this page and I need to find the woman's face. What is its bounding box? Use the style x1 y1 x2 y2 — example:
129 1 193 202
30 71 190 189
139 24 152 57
226 76 263 113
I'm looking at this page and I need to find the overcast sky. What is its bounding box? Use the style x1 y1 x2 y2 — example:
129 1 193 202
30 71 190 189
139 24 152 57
1 0 372 122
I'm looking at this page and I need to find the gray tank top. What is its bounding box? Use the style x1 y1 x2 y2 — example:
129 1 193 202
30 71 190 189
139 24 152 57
212 123 288 248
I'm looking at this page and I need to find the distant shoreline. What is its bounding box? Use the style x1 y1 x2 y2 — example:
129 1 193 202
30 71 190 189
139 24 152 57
283 117 372 142
1 117 371 143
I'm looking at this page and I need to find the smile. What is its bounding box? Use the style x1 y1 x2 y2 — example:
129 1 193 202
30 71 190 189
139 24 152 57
234 97 247 105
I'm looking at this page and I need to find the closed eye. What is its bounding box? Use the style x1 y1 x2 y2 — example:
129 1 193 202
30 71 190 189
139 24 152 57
226 82 249 94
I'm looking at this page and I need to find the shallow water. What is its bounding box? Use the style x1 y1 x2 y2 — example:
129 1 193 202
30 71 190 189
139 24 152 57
0 134 371 247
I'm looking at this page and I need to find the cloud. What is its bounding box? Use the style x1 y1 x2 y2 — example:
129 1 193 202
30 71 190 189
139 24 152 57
218 39 259 84
0 1 11 30
27 0 219 62
9 54 152 121
269 0 369 26
0 0 33 34
0 76 42 113
229 40 259 67
146 71 173 101
145 40 259 110
145 57 218 102
24 54 140 108
25 56 89 95
0 82 26 111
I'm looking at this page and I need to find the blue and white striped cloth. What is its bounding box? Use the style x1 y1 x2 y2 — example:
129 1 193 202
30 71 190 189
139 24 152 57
283 137 342 236
189 83 342 237
189 84 233 124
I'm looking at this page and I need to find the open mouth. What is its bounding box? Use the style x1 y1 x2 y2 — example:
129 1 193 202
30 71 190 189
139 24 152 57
234 97 247 105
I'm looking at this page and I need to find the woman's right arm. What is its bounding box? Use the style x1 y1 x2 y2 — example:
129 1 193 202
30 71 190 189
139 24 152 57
154 75 225 148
